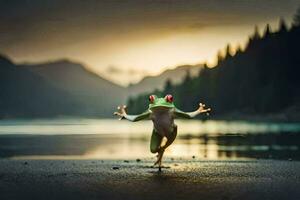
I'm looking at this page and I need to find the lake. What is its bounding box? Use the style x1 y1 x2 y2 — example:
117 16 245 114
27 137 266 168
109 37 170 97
0 118 299 160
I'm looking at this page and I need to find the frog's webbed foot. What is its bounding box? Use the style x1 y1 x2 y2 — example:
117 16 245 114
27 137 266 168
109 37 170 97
154 148 165 171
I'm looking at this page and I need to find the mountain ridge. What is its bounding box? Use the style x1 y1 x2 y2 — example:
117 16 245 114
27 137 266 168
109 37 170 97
0 56 127 118
127 64 203 97
0 56 80 118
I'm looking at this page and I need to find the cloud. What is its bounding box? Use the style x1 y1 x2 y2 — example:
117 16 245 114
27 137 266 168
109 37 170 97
0 0 299 84
106 65 147 75
127 68 148 75
1 0 298 49
106 65 123 74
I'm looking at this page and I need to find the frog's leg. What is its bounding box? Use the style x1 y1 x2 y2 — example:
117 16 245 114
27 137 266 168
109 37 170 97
150 128 163 153
162 124 178 150
154 125 178 168
150 129 164 169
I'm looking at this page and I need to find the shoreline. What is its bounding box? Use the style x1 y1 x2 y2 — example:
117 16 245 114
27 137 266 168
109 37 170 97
0 159 299 200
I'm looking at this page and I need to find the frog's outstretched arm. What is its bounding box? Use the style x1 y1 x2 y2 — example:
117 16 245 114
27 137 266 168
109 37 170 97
174 103 211 119
122 111 151 122
114 105 151 122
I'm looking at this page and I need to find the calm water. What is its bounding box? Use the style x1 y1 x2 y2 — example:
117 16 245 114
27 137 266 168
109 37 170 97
0 118 299 160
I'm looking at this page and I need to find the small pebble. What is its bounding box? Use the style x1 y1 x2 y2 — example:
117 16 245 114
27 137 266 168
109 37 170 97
124 160 129 163
24 161 28 165
136 159 141 162
192 156 196 159
112 166 119 170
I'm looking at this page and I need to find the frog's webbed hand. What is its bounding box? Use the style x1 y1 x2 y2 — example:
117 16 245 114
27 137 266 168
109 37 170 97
198 103 211 114
114 105 151 122
174 103 211 119
114 105 128 120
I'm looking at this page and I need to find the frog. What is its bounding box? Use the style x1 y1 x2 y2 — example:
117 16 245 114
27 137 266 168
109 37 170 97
114 94 211 170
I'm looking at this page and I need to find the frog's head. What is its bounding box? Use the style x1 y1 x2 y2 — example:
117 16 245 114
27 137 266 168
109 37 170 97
148 94 175 110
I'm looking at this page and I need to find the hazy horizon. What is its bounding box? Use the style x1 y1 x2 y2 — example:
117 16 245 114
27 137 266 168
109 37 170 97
1 0 299 85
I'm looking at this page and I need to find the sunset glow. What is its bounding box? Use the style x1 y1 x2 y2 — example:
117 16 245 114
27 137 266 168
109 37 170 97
0 0 298 85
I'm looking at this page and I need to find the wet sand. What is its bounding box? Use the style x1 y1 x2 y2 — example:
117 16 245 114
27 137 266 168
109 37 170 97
0 159 299 200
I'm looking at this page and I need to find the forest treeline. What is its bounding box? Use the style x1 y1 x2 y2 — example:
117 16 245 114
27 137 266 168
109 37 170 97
127 10 300 119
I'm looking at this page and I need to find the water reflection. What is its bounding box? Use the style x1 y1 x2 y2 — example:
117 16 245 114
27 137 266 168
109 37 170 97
0 119 299 135
177 133 300 160
0 119 299 160
0 132 299 160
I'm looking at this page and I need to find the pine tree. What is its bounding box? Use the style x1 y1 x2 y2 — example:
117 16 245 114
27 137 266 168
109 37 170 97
164 78 173 94
253 25 260 39
224 44 233 58
264 24 271 37
279 18 288 32
183 69 191 83
293 6 300 27
235 45 242 55
216 50 223 65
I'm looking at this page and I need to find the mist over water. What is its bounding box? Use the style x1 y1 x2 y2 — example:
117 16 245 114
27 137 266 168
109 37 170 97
1 118 299 135
0 119 299 160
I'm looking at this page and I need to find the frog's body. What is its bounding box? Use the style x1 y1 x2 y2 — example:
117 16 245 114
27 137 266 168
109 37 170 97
114 94 211 169
151 107 174 138
150 106 177 157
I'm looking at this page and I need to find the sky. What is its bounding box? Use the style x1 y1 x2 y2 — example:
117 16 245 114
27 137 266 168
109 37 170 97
0 0 299 85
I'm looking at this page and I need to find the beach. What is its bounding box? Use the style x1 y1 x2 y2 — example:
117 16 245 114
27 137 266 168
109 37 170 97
0 159 299 200
0 119 299 200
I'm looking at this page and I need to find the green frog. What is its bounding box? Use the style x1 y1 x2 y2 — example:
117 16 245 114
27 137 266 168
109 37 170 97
114 94 211 169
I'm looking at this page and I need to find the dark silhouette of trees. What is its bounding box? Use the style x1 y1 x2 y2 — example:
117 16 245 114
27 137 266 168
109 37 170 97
216 50 223 65
279 18 288 32
264 24 271 37
293 6 300 27
224 44 233 58
164 78 173 95
253 25 261 40
127 10 300 119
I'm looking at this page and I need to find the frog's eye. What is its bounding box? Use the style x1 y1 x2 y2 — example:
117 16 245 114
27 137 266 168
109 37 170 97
149 95 156 103
165 94 173 103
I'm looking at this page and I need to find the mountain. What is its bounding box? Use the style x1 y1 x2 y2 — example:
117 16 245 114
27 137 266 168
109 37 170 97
0 55 80 118
0 56 126 118
23 60 126 116
127 64 203 97
0 55 202 118
127 20 300 121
